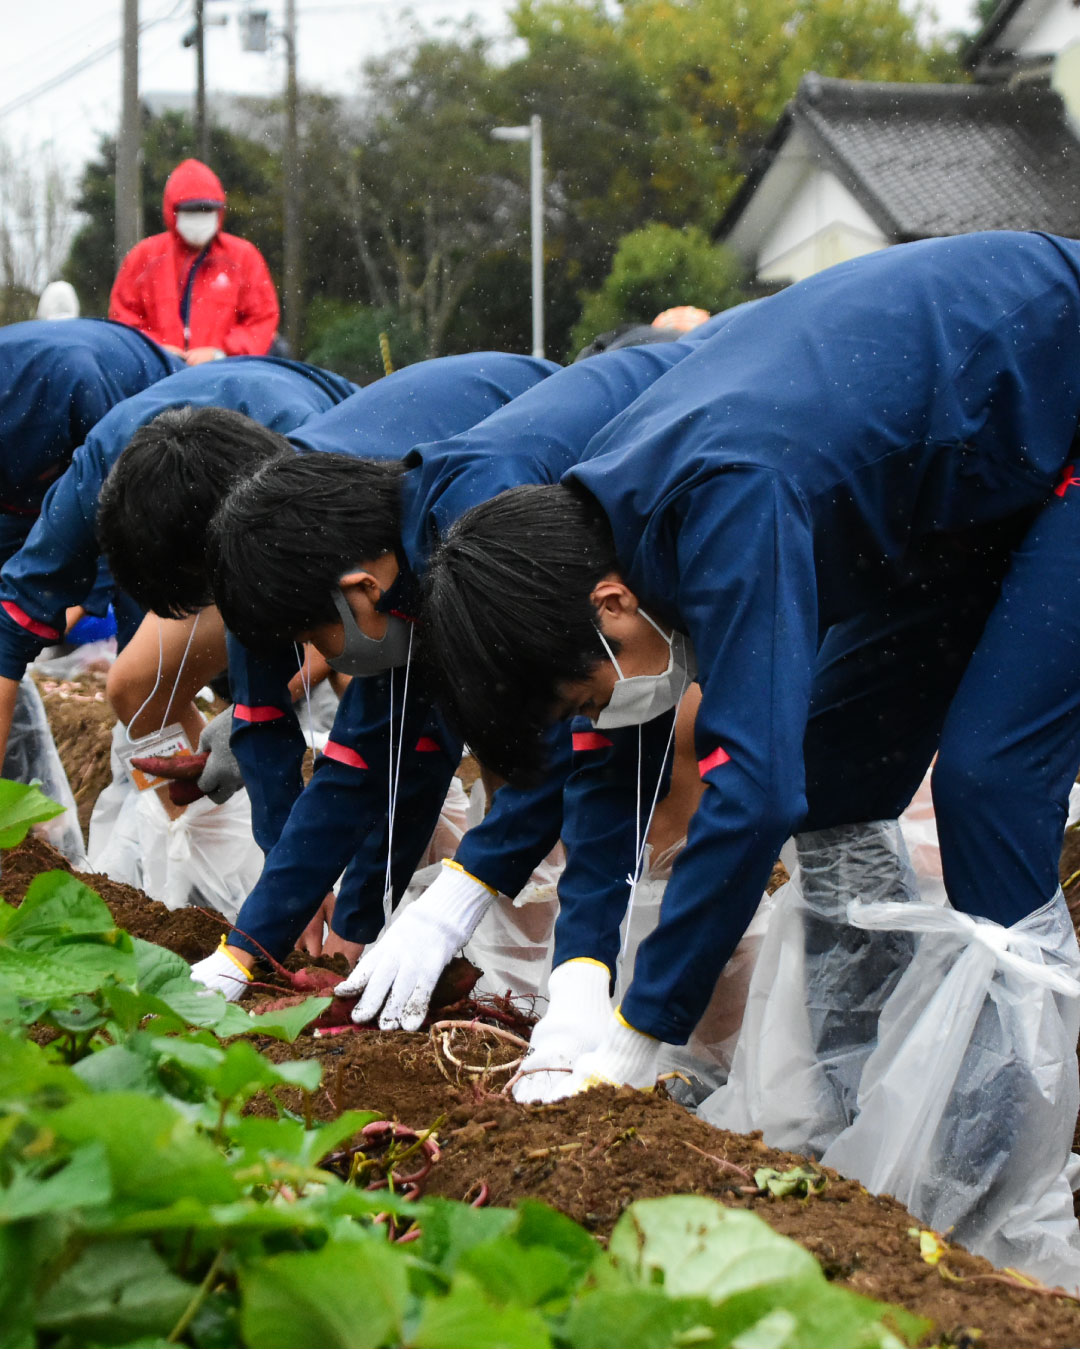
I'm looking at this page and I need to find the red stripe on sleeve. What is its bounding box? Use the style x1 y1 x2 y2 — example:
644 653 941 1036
321 740 368 770
1 600 60 642
414 736 440 752
698 745 731 777
573 731 614 752
233 703 286 723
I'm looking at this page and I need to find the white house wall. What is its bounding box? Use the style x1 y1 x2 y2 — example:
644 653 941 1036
1002 0 1080 58
756 167 887 283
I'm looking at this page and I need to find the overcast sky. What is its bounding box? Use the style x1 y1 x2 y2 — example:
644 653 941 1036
1 0 983 176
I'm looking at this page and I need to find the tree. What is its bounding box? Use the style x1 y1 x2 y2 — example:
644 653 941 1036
571 224 745 351
0 141 74 324
347 33 532 356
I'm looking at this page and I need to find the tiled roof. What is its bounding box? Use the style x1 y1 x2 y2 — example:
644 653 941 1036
721 74 1080 241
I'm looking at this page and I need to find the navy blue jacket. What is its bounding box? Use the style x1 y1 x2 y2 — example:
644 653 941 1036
557 230 1080 1043
230 353 559 856
0 356 356 679
230 340 710 960
0 318 179 553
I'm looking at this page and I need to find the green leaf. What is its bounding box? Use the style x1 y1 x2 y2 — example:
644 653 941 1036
0 942 135 999
72 1044 160 1094
459 1237 576 1308
35 1237 193 1342
5 870 117 945
246 996 334 1042
410 1270 552 1348
703 1277 926 1349
608 1197 820 1300
0 1141 112 1221
561 1288 718 1348
47 1093 239 1207
753 1165 827 1198
240 1238 408 1348
418 1195 518 1274
0 779 64 849
515 1201 601 1282
207 1039 321 1104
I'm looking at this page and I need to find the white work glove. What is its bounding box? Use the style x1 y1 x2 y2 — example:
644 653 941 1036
190 939 251 1001
513 959 613 1103
197 708 243 804
567 1010 661 1095
336 861 494 1030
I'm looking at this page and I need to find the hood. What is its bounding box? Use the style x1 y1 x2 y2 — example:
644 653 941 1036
162 159 226 235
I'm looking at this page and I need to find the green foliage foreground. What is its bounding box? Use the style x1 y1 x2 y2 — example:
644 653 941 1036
0 781 927 1348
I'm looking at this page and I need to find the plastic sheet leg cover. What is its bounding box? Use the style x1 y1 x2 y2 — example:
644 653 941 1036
3 677 88 868
820 890 1080 1290
700 820 920 1155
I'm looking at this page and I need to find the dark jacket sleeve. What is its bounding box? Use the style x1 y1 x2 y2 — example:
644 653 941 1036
619 469 818 1042
226 634 307 854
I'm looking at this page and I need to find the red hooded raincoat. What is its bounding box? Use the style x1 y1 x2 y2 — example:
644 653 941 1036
109 159 279 356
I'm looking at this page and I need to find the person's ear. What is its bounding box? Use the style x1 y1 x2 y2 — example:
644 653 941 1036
589 574 638 622
338 570 383 610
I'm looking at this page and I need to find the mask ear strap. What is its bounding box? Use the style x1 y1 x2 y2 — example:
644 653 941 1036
595 624 626 680
383 623 415 922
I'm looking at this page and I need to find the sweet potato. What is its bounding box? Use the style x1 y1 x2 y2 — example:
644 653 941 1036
429 956 482 1011
131 750 209 781
167 780 205 806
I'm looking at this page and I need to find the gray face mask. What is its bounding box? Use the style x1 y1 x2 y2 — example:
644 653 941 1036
592 610 696 729
328 588 413 676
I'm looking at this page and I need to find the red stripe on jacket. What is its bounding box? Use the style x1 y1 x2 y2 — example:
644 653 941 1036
321 740 368 770
698 745 731 777
414 736 440 752
234 703 285 723
573 731 613 752
1 601 59 641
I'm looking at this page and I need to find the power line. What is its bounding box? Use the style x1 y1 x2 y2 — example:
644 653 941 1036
0 0 188 123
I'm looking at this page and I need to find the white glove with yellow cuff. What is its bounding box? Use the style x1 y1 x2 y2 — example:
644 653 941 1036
513 958 613 1103
336 859 495 1030
567 1007 661 1094
190 937 252 1001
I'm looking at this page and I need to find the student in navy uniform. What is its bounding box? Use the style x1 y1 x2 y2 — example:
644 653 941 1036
0 354 357 764
0 318 180 566
418 230 1080 1270
194 328 730 1003
96 351 558 975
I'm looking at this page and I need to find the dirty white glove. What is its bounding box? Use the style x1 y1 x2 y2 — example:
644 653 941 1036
337 861 494 1030
513 959 613 1103
567 1010 661 1095
190 939 251 1001
196 709 243 805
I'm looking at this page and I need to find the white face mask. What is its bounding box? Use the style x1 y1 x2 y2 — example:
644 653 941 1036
592 609 696 729
175 209 219 248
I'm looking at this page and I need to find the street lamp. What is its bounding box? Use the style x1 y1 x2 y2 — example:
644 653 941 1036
491 115 544 359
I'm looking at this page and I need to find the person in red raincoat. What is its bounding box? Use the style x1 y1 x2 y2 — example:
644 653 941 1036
109 159 279 365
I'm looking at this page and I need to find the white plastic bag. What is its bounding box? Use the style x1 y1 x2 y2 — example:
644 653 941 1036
4 677 88 868
89 738 264 923
821 891 1080 1290
700 820 922 1154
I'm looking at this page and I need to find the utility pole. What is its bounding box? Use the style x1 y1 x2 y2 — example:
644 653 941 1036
282 0 301 352
528 114 544 359
194 0 208 160
116 0 141 266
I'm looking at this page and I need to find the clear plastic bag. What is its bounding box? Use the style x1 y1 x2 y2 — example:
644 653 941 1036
821 891 1080 1290
700 820 921 1154
3 677 88 868
88 723 264 923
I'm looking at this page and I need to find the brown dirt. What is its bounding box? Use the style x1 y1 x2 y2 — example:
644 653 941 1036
4 829 1080 1347
33 670 116 838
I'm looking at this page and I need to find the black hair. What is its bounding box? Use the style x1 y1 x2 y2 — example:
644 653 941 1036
207 451 405 650
420 483 619 781
97 405 294 617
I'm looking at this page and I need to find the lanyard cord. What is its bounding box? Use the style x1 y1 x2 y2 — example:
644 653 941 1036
294 644 316 756
383 626 414 921
125 610 201 744
620 682 687 966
